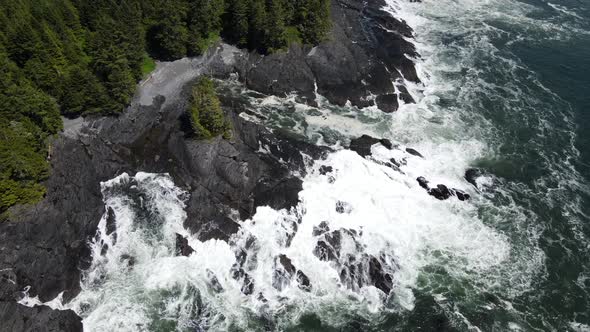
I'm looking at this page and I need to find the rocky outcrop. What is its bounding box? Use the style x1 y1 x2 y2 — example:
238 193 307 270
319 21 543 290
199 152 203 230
233 0 418 112
417 177 471 201
0 56 329 331
349 135 394 157
0 0 419 327
0 302 82 332
312 224 397 295
272 254 311 291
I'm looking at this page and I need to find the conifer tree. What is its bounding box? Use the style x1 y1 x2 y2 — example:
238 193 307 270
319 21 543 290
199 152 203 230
265 0 287 52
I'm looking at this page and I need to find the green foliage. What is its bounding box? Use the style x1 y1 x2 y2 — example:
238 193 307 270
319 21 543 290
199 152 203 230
0 0 331 212
188 77 231 139
222 0 331 53
297 0 332 45
285 26 303 45
147 3 189 60
141 54 156 77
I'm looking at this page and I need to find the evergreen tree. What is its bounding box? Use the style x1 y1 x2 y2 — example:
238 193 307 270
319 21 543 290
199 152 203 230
225 0 249 47
187 0 224 55
298 0 331 45
247 0 267 52
264 0 287 52
0 0 333 212
147 1 189 60
188 77 231 139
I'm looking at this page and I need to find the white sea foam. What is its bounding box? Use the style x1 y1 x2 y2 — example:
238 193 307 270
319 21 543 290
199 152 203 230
19 0 590 329
59 143 515 330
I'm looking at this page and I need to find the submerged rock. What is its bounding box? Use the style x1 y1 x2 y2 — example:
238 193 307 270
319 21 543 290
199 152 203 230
465 168 491 190
206 269 224 293
335 201 353 214
312 221 331 236
319 165 333 175
416 177 471 201
119 254 136 267
241 273 255 295
313 228 396 294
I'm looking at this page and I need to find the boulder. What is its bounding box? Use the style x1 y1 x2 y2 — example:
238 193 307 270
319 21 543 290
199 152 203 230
319 165 333 175
416 177 471 201
349 135 393 157
406 148 424 158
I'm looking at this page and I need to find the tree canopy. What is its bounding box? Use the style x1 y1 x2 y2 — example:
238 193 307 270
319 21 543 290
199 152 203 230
0 0 331 214
188 77 231 140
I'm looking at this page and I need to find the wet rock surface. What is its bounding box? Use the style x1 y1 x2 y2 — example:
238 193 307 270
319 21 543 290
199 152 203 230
0 302 82 332
233 0 418 112
416 177 471 201
272 254 311 291
0 0 418 326
406 148 424 158
312 224 397 295
349 135 394 157
175 234 195 257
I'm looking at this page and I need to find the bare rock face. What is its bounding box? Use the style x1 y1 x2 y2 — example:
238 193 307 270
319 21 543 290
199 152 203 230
0 302 82 332
272 254 311 292
234 0 418 112
0 0 418 327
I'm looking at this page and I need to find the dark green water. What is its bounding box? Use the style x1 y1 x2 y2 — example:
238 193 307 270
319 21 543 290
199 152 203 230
229 0 590 329
289 0 590 330
379 0 590 330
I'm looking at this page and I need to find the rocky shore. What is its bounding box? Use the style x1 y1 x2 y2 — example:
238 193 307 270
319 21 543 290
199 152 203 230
0 0 422 329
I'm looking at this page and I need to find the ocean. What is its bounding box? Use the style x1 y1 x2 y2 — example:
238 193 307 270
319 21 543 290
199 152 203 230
24 0 590 330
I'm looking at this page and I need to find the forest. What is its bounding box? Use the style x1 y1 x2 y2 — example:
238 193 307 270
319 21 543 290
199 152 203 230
0 0 331 214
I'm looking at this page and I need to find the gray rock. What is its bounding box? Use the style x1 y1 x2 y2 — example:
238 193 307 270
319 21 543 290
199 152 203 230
233 0 418 112
349 135 393 157
175 234 195 257
415 177 471 201
0 302 82 332
406 148 424 158
0 0 418 327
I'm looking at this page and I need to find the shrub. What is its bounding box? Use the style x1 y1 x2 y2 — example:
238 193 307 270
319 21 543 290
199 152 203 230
188 77 231 139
